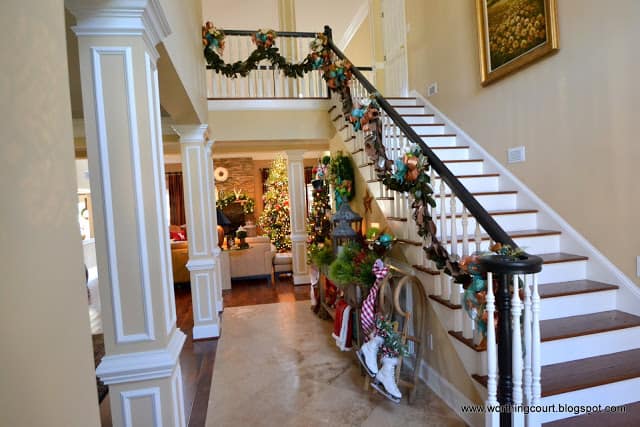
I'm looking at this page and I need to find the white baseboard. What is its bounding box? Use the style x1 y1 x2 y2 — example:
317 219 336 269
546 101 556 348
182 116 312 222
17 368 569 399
405 358 484 427
193 323 220 340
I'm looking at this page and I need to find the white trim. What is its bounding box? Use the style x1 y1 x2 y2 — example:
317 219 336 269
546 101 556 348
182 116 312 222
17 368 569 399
68 0 171 60
124 45 156 343
193 323 220 340
97 329 186 385
146 51 175 336
173 124 209 143
411 90 640 306
121 387 163 427
212 150 326 161
207 98 330 111
183 145 209 257
186 257 216 271
416 359 484 427
193 272 214 322
71 117 176 138
374 61 385 70
172 365 187 427
338 2 370 51
92 46 153 343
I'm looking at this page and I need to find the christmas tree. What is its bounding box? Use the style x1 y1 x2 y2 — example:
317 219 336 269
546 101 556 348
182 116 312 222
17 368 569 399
307 158 332 245
259 156 291 251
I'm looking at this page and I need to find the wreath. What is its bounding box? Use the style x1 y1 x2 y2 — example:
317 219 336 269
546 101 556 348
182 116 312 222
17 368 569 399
214 166 229 182
216 191 255 215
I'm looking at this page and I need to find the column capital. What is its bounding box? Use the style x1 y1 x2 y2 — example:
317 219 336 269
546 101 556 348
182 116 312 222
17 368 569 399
173 124 209 144
67 0 171 52
285 149 306 162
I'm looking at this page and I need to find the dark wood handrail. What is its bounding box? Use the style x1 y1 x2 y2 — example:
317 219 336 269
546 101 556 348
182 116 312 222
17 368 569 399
221 29 319 38
323 26 516 248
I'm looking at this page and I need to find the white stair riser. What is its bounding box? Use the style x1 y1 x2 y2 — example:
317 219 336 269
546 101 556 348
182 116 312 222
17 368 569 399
540 290 617 320
430 148 470 160
433 213 538 236
539 378 640 423
415 270 440 295
388 115 436 125
395 106 426 115
358 164 376 181
443 234 559 256
422 135 457 147
410 124 446 135
433 175 498 192
388 99 419 106
434 193 517 214
386 219 409 239
538 260 587 284
366 181 385 198
440 161 483 175
541 326 640 365
398 243 425 266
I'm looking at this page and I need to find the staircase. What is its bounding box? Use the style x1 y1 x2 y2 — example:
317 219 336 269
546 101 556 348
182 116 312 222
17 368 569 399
329 93 640 425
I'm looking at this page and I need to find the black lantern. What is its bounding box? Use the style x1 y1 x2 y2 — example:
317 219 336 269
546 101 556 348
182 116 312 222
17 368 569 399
331 203 362 251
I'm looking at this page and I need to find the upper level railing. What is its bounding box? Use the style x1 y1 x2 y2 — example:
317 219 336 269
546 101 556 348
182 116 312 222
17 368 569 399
205 29 373 99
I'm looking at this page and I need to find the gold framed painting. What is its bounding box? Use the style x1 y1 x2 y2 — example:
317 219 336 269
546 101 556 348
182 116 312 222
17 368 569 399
476 0 559 85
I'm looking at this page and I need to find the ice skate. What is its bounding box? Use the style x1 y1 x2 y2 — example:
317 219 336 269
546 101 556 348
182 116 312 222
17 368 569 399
356 335 383 377
371 356 402 404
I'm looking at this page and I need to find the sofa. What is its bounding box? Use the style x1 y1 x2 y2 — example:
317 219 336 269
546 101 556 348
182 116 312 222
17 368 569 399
171 240 190 284
228 236 276 285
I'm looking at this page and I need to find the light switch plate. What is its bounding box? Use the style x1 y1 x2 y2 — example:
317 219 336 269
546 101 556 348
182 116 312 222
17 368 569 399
427 82 438 97
508 146 526 163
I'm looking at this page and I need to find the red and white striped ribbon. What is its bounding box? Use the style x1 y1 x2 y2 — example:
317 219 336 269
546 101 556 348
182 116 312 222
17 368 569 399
360 259 389 340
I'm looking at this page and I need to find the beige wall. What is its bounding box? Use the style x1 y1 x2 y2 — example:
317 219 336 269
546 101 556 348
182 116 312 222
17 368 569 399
203 0 279 30
406 0 640 285
158 0 208 124
208 109 334 141
344 14 373 67
0 0 100 425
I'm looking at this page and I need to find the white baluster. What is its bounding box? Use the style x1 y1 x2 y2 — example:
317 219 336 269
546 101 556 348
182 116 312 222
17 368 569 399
512 275 524 427
485 272 499 427
450 196 458 256
475 222 482 253
530 274 542 427
442 274 451 300
523 274 533 405
439 180 447 243
461 206 469 256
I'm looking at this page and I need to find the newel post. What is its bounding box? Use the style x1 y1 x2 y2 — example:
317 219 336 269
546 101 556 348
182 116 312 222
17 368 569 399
480 252 542 427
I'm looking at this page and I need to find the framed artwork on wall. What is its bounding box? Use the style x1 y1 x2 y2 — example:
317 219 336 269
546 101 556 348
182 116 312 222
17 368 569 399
476 0 559 85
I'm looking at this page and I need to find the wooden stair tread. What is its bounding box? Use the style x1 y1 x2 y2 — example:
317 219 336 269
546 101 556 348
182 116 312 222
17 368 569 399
435 173 499 178
411 123 446 127
448 331 486 352
422 134 457 138
541 310 640 342
473 348 640 397
446 229 561 243
538 253 589 264
386 216 407 222
442 190 518 197
430 295 461 310
444 208 538 219
543 401 640 426
539 280 619 299
398 113 433 117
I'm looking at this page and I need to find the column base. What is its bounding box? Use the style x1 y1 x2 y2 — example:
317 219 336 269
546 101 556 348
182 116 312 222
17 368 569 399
193 323 220 340
293 273 311 285
216 299 223 313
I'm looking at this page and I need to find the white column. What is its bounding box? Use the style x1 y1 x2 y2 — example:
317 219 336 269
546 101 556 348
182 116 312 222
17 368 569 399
205 141 228 309
285 150 310 284
174 125 222 338
68 2 186 425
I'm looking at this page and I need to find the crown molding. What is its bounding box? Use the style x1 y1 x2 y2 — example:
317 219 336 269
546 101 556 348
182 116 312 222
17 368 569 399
173 124 209 143
66 0 171 57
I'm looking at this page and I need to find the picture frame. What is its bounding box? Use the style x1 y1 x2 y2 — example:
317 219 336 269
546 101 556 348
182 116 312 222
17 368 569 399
476 0 559 86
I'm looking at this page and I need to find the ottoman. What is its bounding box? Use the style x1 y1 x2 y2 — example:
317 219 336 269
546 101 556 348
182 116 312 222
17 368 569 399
273 252 293 281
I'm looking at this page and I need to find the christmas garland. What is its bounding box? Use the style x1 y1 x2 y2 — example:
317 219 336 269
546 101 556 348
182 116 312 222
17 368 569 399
216 191 255 215
203 23 320 78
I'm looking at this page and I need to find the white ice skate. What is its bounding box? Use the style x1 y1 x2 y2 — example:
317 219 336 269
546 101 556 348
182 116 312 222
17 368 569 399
356 335 383 377
371 356 402 404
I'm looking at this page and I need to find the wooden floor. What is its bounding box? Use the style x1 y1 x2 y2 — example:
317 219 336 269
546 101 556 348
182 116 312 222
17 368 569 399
99 276 310 426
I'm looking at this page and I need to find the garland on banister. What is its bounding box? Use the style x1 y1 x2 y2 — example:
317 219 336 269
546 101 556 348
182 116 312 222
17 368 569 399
201 22 514 289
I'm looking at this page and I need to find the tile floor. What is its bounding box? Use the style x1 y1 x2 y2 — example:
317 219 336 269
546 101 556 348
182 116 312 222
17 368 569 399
206 301 466 426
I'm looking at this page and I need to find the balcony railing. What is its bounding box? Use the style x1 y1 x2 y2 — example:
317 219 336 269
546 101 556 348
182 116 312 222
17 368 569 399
205 29 372 99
